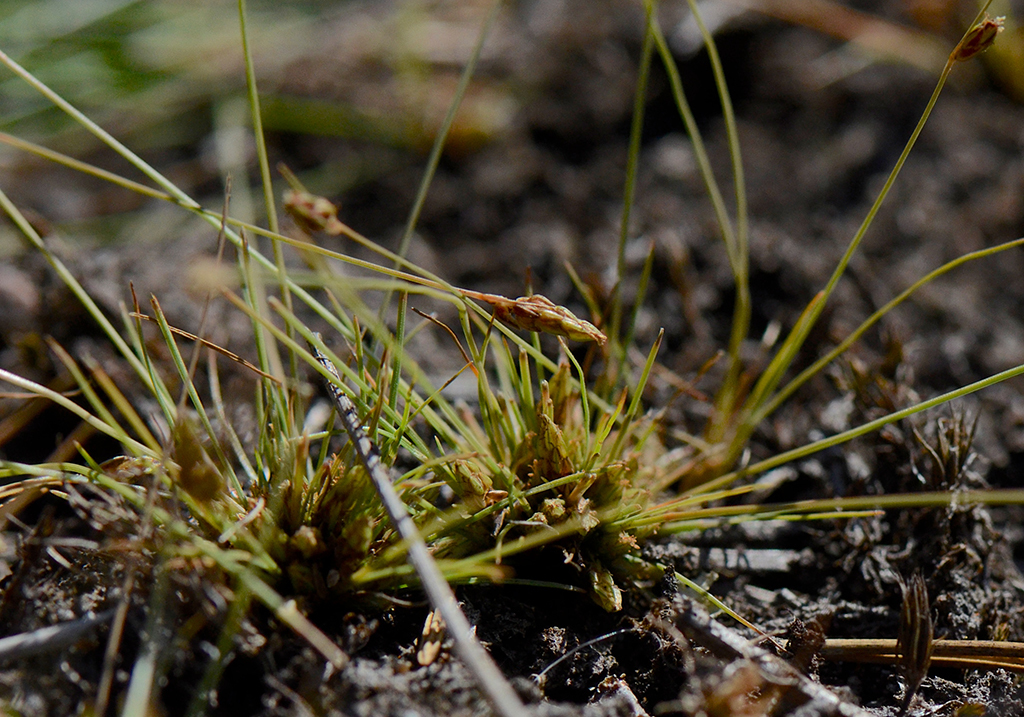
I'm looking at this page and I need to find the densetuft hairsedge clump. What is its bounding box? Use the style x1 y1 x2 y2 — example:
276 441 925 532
8 0 1024 713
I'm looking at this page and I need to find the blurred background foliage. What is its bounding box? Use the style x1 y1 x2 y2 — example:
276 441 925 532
3 0 1020 236
2 0 1023 347
0 0 518 230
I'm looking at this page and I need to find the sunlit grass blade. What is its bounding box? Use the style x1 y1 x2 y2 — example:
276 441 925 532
306 334 525 717
0 48 201 208
230 291 452 463
644 2 736 272
385 0 503 297
44 339 140 449
691 355 1024 496
237 0 278 236
0 187 171 409
752 234 1024 428
83 357 161 454
620 241 657 361
0 47 367 389
206 350 259 487
656 489 1024 535
679 0 750 429
605 330 663 461
674 571 773 640
147 296 240 493
0 369 155 458
730 5 996 459
236 0 299 406
0 131 171 201
609 6 655 353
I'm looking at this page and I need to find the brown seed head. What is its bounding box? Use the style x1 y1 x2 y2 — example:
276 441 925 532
283 189 345 235
952 16 1004 63
484 293 607 345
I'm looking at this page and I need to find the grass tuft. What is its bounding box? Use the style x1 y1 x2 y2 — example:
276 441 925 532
2 1 1024 712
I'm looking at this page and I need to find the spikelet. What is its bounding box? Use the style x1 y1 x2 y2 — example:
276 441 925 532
283 189 345 235
951 16 1004 63
467 291 607 345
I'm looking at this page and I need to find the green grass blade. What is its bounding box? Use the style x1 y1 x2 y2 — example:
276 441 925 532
754 235 1024 428
307 335 525 717
739 56 958 432
682 0 750 427
236 0 278 235
0 368 156 458
645 3 736 270
606 330 663 461
0 187 166 402
148 297 241 497
205 351 259 488
699 358 1024 495
382 0 503 315
236 0 299 388
84 356 161 453
0 48 200 209
610 7 655 351
45 340 135 448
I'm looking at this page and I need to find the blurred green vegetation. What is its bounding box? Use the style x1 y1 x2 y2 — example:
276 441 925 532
0 0 517 242
2 1 314 147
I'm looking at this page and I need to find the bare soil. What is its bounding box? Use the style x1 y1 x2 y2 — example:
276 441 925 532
3 1 1024 715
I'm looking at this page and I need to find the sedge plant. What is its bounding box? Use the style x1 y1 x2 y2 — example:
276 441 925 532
2 0 1024 713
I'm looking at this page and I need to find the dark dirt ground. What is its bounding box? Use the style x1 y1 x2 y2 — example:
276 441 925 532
4 0 1024 714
